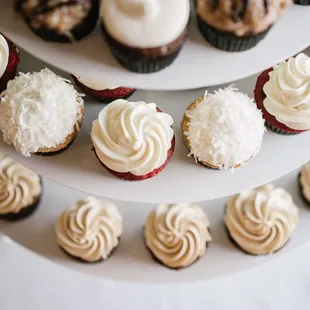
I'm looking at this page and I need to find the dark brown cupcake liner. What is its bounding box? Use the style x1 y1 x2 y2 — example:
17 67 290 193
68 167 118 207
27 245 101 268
298 173 310 207
265 121 300 136
35 136 77 156
0 178 42 221
197 15 270 52
294 0 310 4
101 23 186 73
21 0 99 43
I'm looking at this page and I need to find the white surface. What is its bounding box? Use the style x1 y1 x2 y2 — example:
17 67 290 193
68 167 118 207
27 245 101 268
0 169 309 284
2 235 310 310
2 49 310 204
1 1 310 90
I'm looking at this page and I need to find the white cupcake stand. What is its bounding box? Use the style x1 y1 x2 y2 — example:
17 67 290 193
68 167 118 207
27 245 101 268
1 1 310 304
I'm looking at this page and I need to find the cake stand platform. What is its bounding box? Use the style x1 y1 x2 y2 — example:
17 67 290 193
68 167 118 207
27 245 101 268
1 49 310 204
1 1 310 90
0 169 309 284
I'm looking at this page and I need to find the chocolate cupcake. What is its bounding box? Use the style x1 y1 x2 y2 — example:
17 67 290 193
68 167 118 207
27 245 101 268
0 155 42 221
101 0 190 73
91 99 175 181
254 53 310 135
299 162 310 206
55 196 123 263
294 0 310 4
197 0 292 52
225 184 299 255
0 68 84 157
72 75 136 103
144 203 212 269
16 0 99 43
181 86 265 170
0 34 20 93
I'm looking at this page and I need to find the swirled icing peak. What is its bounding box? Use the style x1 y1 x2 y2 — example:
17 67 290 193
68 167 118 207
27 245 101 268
225 184 299 255
0 154 41 215
0 35 9 81
0 68 84 157
263 53 310 130
300 162 310 202
91 99 174 176
55 196 123 262
144 203 211 269
101 0 190 48
184 86 265 169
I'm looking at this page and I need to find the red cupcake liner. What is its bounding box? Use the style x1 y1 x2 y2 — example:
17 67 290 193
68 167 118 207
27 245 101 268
254 68 306 135
0 35 20 93
94 136 175 181
72 75 136 103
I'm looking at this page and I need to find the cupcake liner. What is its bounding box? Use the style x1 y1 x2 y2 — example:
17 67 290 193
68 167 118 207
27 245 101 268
294 0 310 4
23 0 99 43
298 173 310 207
197 15 270 52
265 121 301 135
0 178 42 221
35 135 77 156
101 23 185 73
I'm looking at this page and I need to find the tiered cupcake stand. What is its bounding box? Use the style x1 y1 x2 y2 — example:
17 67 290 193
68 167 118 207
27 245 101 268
1 2 310 285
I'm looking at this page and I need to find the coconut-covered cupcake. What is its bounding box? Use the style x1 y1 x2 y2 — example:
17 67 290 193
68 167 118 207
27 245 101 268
182 86 265 170
197 0 291 52
16 0 99 43
72 75 136 103
255 53 310 135
101 0 190 73
144 203 212 269
0 155 41 221
299 162 310 205
91 99 175 181
0 68 84 157
0 34 20 93
225 184 299 255
55 196 123 263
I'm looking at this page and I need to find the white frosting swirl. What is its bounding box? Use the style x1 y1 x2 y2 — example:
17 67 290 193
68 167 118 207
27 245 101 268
101 0 190 48
300 162 310 202
184 87 266 169
144 203 211 269
263 53 310 130
0 68 84 157
55 196 123 262
91 99 174 176
225 184 299 255
76 76 120 90
0 155 41 215
0 35 9 81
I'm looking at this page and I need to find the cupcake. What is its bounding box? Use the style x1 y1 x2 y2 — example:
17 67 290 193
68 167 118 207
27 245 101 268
294 0 310 4
0 155 42 221
197 0 292 52
299 162 310 205
0 68 84 157
255 53 310 135
16 0 99 43
55 196 123 263
144 203 212 269
101 0 190 73
0 34 20 93
91 99 175 181
72 75 136 103
182 86 265 170
225 184 299 255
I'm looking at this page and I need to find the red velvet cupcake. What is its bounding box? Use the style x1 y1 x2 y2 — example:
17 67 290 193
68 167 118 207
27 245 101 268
254 53 310 135
72 75 135 103
91 99 175 181
0 34 20 93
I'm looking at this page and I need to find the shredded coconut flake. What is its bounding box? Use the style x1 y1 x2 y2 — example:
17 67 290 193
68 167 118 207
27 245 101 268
185 86 266 170
0 68 84 157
